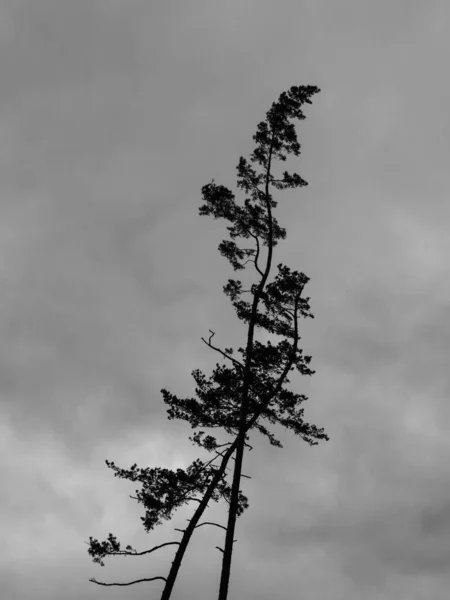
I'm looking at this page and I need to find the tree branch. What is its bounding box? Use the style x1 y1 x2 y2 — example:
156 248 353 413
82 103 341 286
90 575 166 587
202 450 231 472
201 330 245 371
86 540 180 559
194 521 227 531
215 540 237 554
249 292 304 422
247 230 264 277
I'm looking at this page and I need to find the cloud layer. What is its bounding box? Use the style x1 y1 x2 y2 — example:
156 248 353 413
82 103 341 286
1 1 450 598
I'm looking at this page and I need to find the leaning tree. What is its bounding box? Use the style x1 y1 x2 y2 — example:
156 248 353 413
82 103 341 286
86 84 328 600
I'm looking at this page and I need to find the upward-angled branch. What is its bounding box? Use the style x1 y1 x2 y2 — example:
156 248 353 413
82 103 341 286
201 330 245 371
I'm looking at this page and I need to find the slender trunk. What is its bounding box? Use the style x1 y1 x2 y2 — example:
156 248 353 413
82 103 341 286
216 415 247 600
217 137 275 600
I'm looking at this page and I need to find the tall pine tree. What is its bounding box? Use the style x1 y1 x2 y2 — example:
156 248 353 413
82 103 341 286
86 84 328 600
212 84 328 600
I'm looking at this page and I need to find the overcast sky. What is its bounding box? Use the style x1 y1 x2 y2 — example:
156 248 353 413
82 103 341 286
1 1 450 599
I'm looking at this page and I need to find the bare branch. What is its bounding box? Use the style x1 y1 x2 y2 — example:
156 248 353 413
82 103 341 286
90 575 166 587
242 258 256 267
215 539 237 554
195 521 227 532
201 330 245 371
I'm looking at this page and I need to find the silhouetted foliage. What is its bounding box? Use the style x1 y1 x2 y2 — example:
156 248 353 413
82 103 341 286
86 84 328 600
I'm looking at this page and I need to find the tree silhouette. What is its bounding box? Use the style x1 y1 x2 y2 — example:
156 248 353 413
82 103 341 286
212 84 329 600
86 84 328 600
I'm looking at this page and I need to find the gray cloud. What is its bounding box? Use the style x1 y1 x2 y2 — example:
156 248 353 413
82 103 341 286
1 1 450 598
